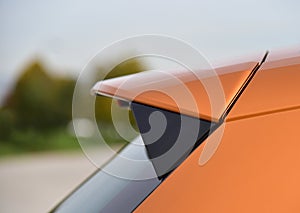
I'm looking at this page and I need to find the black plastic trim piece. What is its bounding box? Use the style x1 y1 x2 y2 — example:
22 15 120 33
131 102 213 179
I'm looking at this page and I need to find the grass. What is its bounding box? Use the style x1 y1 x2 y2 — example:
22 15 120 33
0 128 80 157
0 126 132 157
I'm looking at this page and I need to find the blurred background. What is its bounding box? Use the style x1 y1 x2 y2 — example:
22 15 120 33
0 0 299 212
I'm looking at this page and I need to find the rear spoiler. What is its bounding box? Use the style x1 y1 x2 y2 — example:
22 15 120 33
91 52 268 177
91 60 264 122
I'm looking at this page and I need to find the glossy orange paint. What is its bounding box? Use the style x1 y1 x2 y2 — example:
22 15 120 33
227 51 300 121
93 62 258 121
91 49 300 212
135 108 300 213
135 50 300 212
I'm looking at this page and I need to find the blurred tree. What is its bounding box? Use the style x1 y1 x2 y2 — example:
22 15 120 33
0 57 147 154
3 60 75 130
0 109 15 140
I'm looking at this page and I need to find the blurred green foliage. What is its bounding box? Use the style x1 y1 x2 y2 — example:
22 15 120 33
0 58 145 156
0 61 78 155
3 62 75 129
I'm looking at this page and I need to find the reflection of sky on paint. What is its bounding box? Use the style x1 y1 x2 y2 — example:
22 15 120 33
1 0 300 80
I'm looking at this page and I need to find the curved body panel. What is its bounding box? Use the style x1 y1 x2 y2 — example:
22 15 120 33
136 108 300 212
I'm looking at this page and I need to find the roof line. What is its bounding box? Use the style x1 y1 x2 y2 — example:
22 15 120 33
226 105 300 122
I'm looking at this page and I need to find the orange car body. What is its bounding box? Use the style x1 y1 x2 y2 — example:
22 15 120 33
54 48 300 212
136 49 300 212
94 48 300 212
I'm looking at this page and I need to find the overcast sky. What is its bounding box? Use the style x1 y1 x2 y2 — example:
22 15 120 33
1 0 300 85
